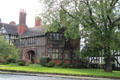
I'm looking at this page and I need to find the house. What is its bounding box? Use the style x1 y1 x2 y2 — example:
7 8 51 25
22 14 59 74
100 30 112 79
0 10 80 64
0 21 18 45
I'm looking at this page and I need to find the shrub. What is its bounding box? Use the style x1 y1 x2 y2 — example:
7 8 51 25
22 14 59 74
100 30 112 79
89 63 99 68
62 64 73 68
40 57 50 66
58 61 73 68
26 61 33 66
112 63 116 70
58 61 64 66
46 62 55 67
17 60 25 66
8 63 18 66
5 58 16 64
0 59 2 64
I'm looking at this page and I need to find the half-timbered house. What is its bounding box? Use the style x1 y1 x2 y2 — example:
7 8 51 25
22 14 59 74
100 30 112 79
0 10 79 64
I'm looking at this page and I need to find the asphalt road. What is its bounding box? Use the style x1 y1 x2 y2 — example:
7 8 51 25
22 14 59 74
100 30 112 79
0 72 117 80
0 74 83 80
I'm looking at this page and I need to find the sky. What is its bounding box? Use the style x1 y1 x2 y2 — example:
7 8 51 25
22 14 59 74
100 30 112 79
0 0 44 27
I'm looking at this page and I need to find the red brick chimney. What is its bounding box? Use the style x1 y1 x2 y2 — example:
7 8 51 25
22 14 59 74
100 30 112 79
35 16 41 27
18 10 27 35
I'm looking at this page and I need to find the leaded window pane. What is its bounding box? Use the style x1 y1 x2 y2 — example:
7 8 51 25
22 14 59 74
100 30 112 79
52 54 56 59
56 33 59 40
56 54 58 59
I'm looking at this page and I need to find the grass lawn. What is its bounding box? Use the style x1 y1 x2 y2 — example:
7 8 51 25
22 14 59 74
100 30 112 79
0 64 120 78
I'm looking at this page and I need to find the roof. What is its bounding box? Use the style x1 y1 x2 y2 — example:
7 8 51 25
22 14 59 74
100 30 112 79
20 27 46 38
0 23 47 38
0 23 18 35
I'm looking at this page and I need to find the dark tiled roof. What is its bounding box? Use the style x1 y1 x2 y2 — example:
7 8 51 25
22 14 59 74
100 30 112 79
0 23 18 35
0 23 47 38
20 27 46 38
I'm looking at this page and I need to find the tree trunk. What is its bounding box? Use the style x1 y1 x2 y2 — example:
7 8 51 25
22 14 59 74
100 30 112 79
104 56 112 72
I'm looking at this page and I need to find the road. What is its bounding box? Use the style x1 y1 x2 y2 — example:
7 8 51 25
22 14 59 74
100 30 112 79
0 74 82 80
0 73 118 80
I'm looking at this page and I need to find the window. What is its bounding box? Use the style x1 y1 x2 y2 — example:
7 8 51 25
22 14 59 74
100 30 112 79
48 48 50 57
53 33 56 40
64 54 70 60
49 33 52 40
59 48 63 53
0 27 7 34
52 53 58 59
20 39 24 45
28 38 35 44
49 33 63 41
52 48 60 59
56 49 59 53
56 33 59 40
60 34 63 40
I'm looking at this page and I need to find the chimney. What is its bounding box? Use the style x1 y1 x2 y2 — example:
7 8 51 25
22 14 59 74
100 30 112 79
9 21 16 25
18 10 27 35
0 19 1 23
19 9 26 25
35 16 41 27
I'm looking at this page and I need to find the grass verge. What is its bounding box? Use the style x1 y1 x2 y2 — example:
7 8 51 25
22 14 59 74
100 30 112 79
0 64 120 79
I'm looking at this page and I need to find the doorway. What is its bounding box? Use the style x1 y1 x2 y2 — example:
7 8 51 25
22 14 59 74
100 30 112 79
27 50 35 63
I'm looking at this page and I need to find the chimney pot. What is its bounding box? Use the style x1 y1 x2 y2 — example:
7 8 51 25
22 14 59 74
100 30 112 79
0 19 1 23
9 21 16 25
35 16 41 27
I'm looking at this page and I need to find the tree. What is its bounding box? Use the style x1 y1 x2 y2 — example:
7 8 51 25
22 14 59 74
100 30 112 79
41 0 80 63
0 35 18 61
41 0 120 72
76 0 120 72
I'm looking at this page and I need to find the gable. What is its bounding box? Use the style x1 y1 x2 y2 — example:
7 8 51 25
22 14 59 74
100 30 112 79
0 23 18 35
0 26 7 34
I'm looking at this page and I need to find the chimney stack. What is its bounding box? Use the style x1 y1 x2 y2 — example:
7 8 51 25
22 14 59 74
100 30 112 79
18 9 27 35
35 16 41 27
19 9 26 25
9 21 16 25
0 19 1 23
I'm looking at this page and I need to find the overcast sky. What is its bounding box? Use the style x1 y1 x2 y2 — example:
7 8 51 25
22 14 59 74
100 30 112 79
0 0 44 27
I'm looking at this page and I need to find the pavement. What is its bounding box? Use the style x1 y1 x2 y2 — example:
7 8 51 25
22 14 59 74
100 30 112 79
0 71 119 80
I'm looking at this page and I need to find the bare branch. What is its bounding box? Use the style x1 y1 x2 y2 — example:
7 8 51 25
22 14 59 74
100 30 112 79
110 0 118 6
85 0 102 32
60 5 76 19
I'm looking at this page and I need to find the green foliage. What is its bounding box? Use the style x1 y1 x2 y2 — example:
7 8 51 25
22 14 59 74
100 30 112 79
57 61 72 68
41 0 120 72
4 58 16 64
40 57 50 66
0 35 18 59
58 61 64 66
46 61 55 67
41 0 80 40
17 60 25 66
61 64 73 68
46 20 61 32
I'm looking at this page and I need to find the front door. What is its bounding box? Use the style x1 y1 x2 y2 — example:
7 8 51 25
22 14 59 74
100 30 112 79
27 50 35 63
